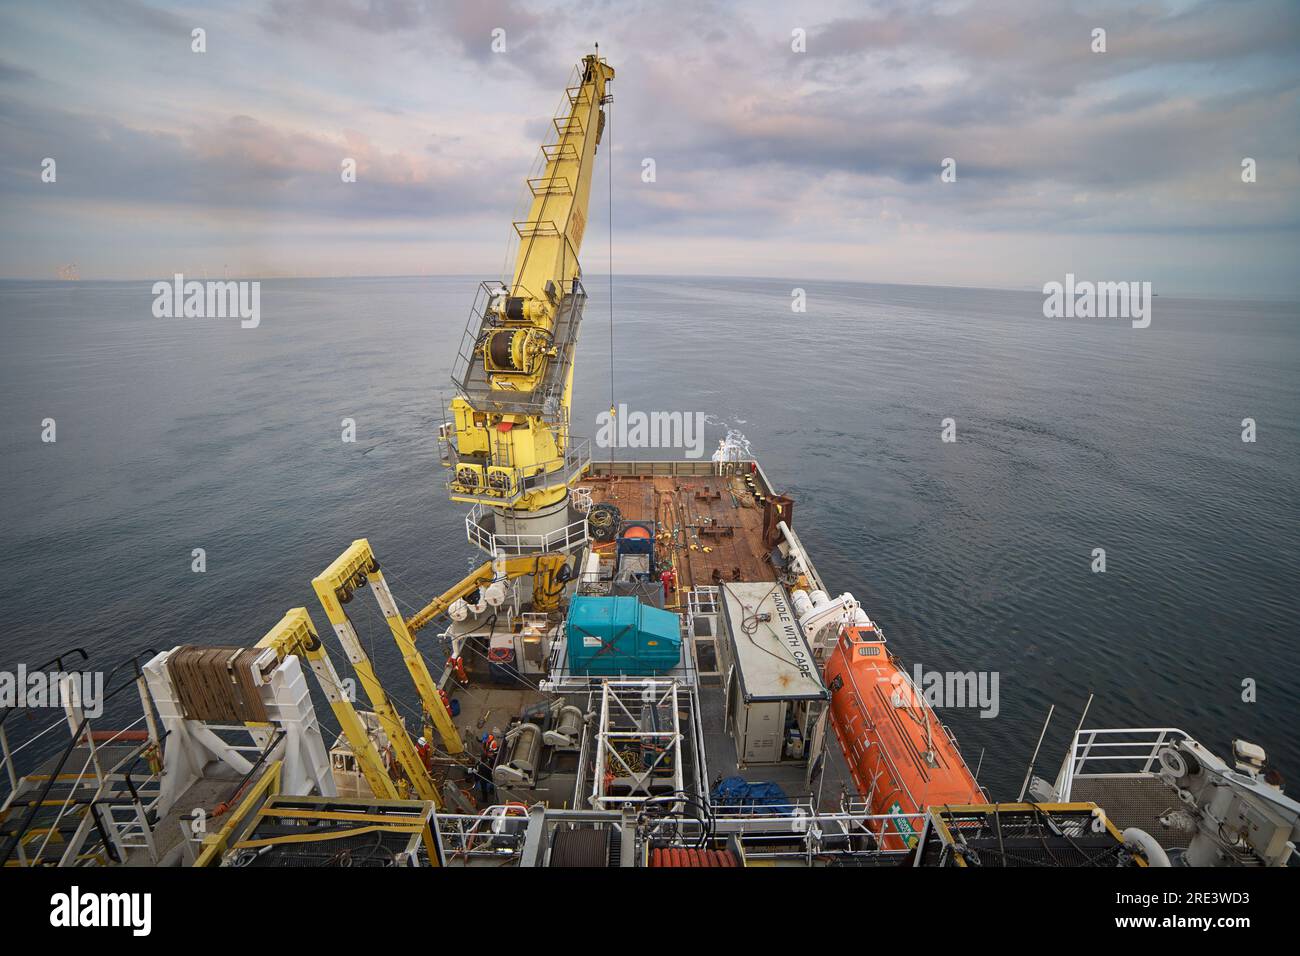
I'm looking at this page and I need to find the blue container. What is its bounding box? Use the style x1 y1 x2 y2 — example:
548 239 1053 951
567 595 681 675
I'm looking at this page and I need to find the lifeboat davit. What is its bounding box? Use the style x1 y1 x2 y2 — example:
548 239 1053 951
824 623 985 850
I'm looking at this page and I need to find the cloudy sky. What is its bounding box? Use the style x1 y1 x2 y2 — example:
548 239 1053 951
1 0 1297 295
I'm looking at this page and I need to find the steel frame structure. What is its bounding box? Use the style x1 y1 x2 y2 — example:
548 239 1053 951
589 679 685 810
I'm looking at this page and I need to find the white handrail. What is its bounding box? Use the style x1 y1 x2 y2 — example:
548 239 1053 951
1059 727 1191 798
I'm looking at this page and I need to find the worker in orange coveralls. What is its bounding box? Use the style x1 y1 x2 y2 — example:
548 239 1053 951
660 567 676 602
449 656 468 684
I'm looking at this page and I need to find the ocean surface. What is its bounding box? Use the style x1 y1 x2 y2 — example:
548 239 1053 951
1 275 1297 798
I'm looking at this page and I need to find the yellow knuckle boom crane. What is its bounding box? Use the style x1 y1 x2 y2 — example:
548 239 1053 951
442 51 615 531
255 607 400 801
268 54 613 808
405 551 571 633
311 540 462 779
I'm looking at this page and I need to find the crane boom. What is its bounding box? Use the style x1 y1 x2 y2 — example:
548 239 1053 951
255 608 399 801
507 53 613 322
442 52 614 538
405 552 569 633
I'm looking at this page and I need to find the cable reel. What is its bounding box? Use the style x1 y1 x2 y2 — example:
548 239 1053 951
587 503 621 542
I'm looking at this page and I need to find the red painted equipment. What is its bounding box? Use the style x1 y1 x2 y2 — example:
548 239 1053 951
650 847 739 867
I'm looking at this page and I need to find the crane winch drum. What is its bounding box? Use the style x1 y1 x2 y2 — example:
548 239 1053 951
543 705 586 750
483 327 554 376
493 722 544 788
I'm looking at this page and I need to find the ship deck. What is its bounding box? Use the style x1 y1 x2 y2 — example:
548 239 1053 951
435 462 856 817
580 466 777 589
696 684 855 804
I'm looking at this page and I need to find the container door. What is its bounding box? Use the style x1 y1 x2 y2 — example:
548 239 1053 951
744 703 780 764
724 664 736 737
805 706 829 788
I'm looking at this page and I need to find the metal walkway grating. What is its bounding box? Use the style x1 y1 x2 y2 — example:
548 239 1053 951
1068 776 1191 849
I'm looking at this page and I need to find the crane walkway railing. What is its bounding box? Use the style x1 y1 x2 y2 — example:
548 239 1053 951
444 438 592 507
464 501 591 556
449 278 586 418
1055 726 1191 800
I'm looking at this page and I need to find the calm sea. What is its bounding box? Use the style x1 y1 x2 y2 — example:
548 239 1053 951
1 276 1296 797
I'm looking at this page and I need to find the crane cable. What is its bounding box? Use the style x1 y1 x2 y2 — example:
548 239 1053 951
607 92 615 465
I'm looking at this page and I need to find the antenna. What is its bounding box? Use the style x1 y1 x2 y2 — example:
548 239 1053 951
1016 705 1055 802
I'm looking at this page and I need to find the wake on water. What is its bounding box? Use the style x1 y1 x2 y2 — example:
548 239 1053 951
712 427 753 463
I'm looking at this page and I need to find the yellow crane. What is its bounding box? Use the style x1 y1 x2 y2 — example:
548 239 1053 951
311 544 452 803
442 50 615 544
309 538 571 762
405 551 571 632
288 53 610 807
255 608 399 801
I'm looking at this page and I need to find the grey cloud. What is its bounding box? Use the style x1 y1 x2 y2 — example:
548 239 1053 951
260 0 545 67
1 0 1296 286
594 0 1300 237
809 1 1300 73
261 0 434 35
0 59 36 83
0 95 517 221
65 0 191 36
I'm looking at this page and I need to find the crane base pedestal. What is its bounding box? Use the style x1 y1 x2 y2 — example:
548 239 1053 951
467 494 590 556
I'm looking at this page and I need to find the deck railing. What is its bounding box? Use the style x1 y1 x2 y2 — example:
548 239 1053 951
1055 726 1191 800
446 438 592 506
464 501 590 555
0 648 163 867
431 803 920 865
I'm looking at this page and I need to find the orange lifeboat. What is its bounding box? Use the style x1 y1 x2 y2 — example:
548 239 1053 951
824 623 985 850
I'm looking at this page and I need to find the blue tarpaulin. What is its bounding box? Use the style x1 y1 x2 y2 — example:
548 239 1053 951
709 776 794 815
